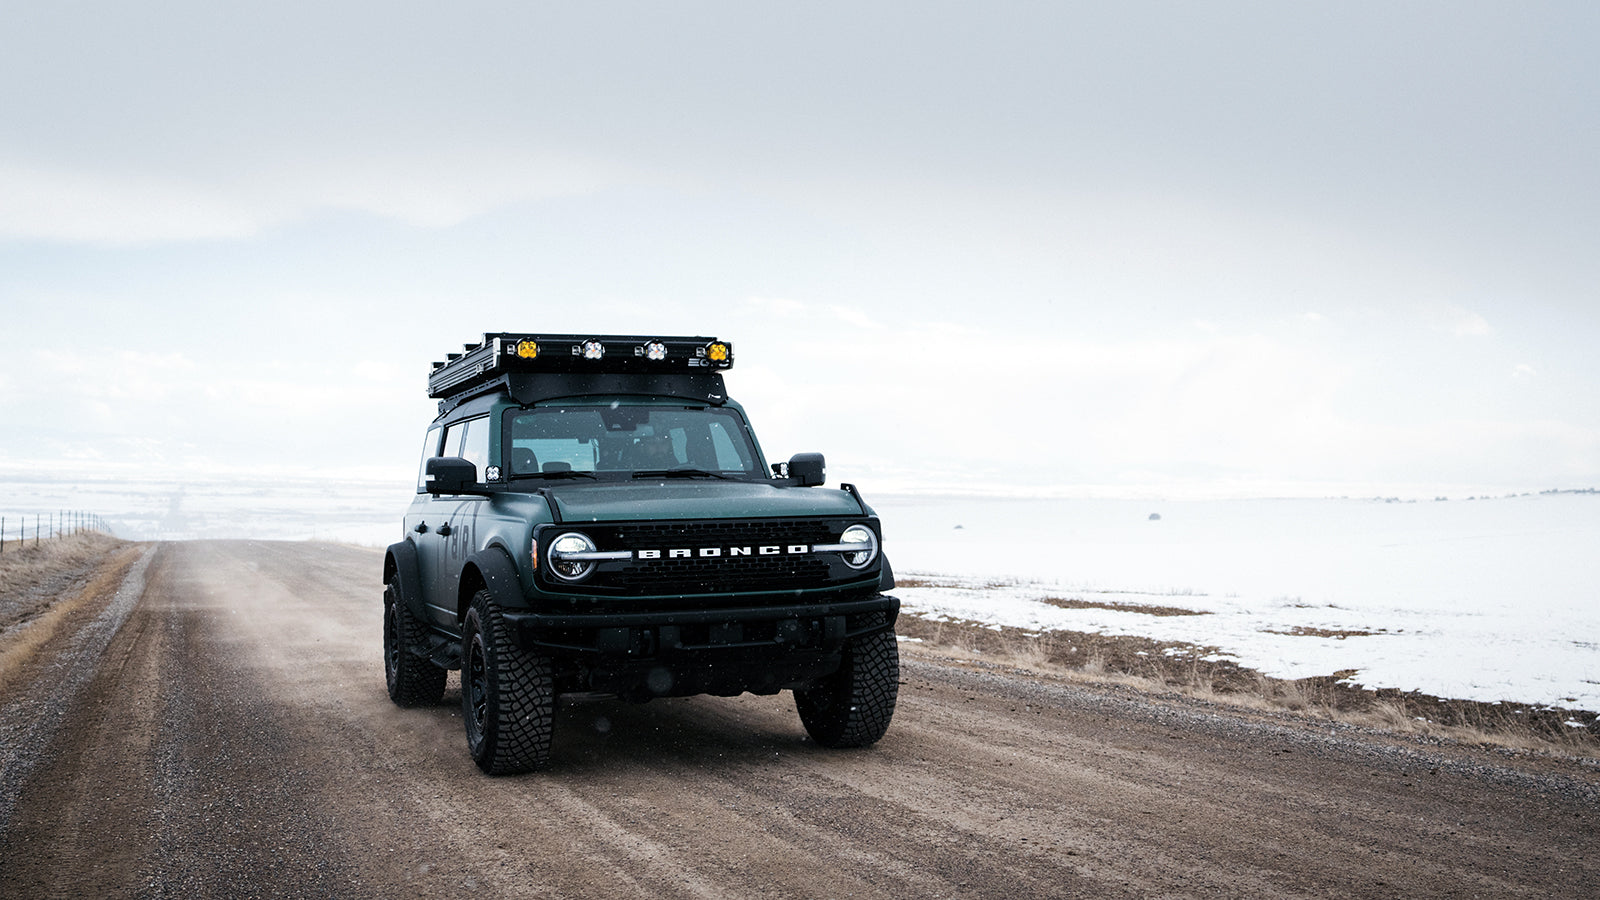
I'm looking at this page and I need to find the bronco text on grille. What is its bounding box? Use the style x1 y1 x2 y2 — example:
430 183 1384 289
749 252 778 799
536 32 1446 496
534 519 880 597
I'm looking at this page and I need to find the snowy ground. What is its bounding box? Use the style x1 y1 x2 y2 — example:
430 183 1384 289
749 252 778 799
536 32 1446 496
0 467 404 548
870 492 1600 717
2 467 1595 715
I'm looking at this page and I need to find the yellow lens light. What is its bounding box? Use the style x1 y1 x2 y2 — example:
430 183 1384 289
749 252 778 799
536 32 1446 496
516 340 539 359
707 342 729 362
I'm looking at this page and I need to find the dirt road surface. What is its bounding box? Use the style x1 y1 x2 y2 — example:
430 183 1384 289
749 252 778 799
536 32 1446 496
1 541 1595 898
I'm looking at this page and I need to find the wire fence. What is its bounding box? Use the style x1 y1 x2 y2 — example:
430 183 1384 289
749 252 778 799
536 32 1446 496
0 510 114 555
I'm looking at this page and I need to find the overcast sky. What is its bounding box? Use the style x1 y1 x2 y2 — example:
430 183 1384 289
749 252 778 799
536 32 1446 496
2 2 1596 498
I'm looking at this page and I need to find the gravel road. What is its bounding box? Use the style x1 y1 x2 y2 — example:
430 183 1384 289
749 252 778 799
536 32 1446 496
2 540 1595 898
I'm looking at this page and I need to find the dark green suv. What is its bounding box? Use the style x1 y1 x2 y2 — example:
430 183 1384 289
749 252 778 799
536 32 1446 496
383 334 899 774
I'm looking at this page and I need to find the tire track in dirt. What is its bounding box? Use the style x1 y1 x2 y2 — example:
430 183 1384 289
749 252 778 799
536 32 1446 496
0 544 154 831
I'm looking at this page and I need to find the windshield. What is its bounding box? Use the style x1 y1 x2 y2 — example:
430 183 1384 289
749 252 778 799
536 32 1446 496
507 404 762 478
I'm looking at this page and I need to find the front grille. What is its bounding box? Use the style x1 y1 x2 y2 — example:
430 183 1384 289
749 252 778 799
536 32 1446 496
537 517 876 597
609 552 832 594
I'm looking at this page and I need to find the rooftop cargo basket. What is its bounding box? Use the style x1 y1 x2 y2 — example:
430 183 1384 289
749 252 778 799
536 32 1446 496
429 334 735 410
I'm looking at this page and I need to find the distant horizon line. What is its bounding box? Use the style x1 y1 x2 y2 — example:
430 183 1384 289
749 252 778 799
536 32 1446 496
0 459 1592 506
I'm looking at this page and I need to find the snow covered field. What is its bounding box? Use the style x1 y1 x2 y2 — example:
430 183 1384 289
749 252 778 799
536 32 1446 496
0 467 405 548
871 492 1600 716
2 468 1595 714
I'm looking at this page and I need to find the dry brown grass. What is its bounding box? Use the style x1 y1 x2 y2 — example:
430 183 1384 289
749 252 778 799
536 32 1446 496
1037 596 1211 617
896 612 1600 757
0 532 137 697
0 532 125 601
1262 625 1385 639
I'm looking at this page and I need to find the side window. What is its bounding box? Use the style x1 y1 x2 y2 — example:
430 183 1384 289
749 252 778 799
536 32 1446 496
441 417 489 483
460 418 490 480
416 426 442 492
441 421 466 459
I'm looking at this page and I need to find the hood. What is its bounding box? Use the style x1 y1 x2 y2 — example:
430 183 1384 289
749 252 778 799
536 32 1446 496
543 480 869 522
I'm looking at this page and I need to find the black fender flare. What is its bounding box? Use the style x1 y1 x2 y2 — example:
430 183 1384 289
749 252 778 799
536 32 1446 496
878 553 896 592
458 545 531 623
383 540 429 621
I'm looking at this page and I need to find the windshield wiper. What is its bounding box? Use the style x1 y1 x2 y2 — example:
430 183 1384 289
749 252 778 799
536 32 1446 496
528 470 598 480
631 468 732 480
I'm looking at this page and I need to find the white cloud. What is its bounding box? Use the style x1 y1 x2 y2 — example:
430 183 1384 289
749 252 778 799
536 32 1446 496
1452 312 1493 337
827 306 882 329
1428 305 1493 337
35 349 197 399
0 163 264 243
735 318 1363 486
354 360 405 383
744 297 809 317
727 307 1600 495
270 148 629 229
0 147 631 243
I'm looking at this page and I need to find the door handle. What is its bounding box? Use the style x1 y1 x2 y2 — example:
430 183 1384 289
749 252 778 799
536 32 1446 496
438 523 453 536
414 522 429 533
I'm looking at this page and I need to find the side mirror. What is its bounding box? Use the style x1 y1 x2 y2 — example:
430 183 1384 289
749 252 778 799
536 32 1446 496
787 452 826 487
425 456 477 495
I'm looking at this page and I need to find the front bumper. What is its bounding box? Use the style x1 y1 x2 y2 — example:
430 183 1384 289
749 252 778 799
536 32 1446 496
505 594 898 656
505 593 899 699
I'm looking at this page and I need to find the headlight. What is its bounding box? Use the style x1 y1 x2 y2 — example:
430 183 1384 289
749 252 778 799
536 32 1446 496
549 532 600 581
836 524 878 569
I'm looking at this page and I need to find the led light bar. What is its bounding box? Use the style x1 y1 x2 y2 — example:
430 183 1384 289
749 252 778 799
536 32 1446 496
428 333 734 400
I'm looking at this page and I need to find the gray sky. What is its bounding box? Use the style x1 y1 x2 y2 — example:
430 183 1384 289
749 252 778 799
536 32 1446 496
2 1 1597 497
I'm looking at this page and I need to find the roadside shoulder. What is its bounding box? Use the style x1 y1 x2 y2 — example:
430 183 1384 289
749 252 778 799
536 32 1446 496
899 641 1600 808
0 543 157 830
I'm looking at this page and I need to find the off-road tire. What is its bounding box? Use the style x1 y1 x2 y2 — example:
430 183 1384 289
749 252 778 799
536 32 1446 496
795 617 899 748
384 580 447 707
462 588 554 775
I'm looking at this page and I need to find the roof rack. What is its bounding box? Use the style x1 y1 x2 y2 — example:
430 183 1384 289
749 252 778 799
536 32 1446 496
429 334 735 411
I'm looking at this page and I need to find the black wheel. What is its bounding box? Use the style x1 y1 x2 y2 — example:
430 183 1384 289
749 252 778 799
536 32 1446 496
384 580 447 707
462 588 554 774
795 619 900 748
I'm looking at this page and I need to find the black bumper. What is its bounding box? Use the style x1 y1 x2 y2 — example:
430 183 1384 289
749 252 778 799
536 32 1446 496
505 594 899 699
505 594 898 656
